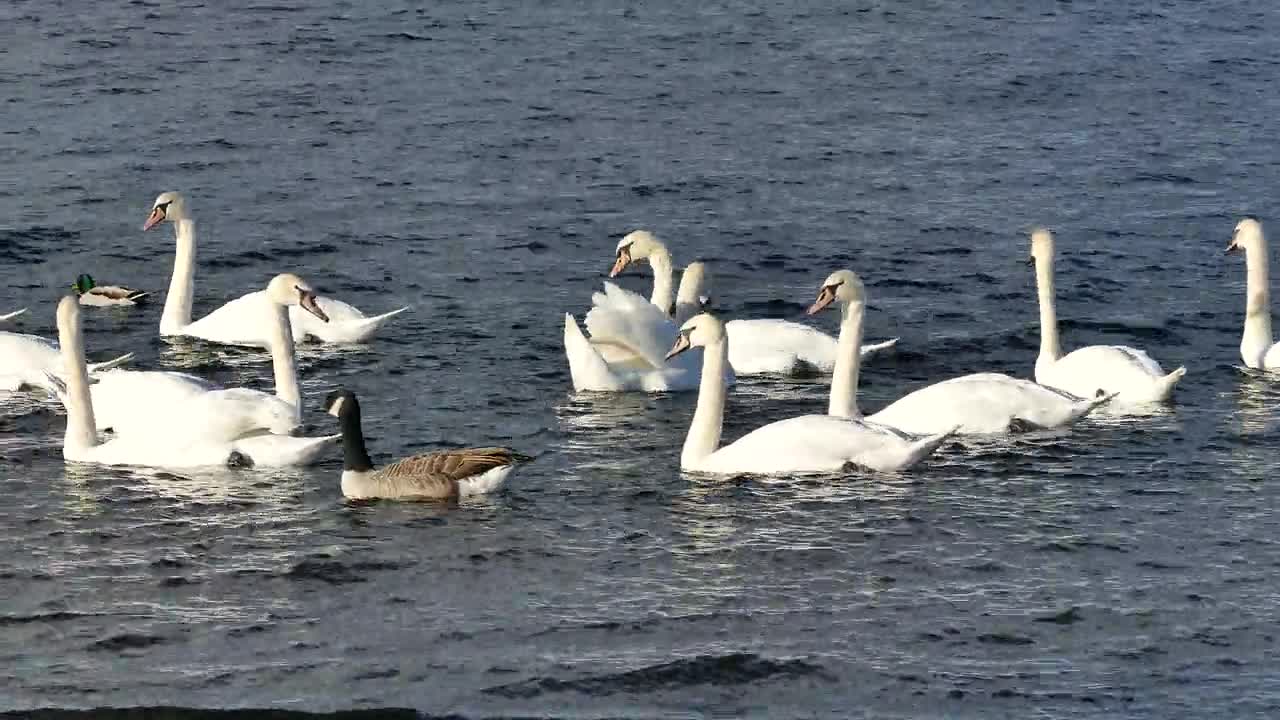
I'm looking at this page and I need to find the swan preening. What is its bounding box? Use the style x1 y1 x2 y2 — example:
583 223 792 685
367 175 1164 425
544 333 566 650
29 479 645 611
608 230 899 375
72 274 149 306
1227 218 1280 370
324 389 531 500
45 275 339 469
1029 228 1186 404
146 191 409 346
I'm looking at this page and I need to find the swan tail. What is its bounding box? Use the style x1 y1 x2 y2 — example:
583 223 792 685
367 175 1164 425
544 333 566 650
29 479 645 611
311 306 410 343
86 352 136 374
232 433 339 467
0 308 28 322
40 371 68 401
861 337 900 355
897 425 958 470
1154 366 1187 400
563 313 617 392
1067 391 1119 423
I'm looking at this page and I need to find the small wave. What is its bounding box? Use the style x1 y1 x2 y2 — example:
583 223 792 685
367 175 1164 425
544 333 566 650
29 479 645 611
482 652 831 698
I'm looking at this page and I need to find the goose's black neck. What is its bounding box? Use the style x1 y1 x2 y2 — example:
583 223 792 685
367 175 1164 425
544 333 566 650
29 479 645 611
338 396 375 472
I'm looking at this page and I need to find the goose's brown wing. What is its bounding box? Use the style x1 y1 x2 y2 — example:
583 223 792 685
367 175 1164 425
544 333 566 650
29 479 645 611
376 447 528 498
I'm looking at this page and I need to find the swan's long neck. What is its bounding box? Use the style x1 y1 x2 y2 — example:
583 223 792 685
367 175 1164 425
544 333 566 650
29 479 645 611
1243 237 1274 360
58 303 98 451
681 336 728 467
649 249 675 315
338 399 375 472
1034 253 1062 367
269 303 302 423
828 299 865 418
160 219 197 334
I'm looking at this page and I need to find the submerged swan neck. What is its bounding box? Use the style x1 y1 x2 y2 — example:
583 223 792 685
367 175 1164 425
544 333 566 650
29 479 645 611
682 336 727 467
338 398 374 473
1034 252 1062 366
1243 234 1273 360
649 248 675 315
57 299 97 451
269 303 302 423
828 299 865 418
160 219 197 334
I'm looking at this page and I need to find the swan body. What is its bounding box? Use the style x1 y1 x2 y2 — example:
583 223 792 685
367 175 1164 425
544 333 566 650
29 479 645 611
48 295 251 468
325 389 530 500
60 274 340 467
668 294 952 474
0 331 133 392
72 274 149 306
804 269 1111 436
610 231 898 375
0 309 26 322
1227 218 1280 369
1030 228 1185 403
564 282 732 392
725 318 898 375
147 191 408 346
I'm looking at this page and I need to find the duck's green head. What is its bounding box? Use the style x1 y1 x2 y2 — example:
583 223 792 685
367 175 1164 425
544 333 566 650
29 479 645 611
71 274 95 294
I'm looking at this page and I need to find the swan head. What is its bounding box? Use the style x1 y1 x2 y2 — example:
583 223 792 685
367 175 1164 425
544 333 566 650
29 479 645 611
1027 227 1055 265
610 230 669 277
266 273 329 322
665 312 725 360
807 270 865 315
70 274 96 295
143 191 189 230
1228 217 1264 255
323 388 358 418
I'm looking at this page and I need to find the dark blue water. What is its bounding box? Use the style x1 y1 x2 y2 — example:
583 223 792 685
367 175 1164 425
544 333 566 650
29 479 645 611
3 0 1280 717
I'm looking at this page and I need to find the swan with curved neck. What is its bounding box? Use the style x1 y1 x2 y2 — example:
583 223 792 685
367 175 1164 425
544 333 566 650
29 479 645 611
50 295 252 468
1029 228 1186 404
666 274 953 474
146 191 409 346
806 270 1112 435
608 232 898 374
1227 218 1280 369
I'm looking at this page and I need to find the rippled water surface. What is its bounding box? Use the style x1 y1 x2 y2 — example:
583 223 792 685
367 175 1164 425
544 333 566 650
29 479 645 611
3 0 1280 717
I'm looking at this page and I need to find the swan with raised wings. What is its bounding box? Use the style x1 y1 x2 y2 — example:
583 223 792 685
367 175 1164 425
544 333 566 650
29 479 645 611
1227 218 1280 370
324 389 531 500
610 230 898 374
1029 228 1186 403
806 270 1113 435
85 274 338 467
147 191 409 346
47 295 255 468
665 276 954 474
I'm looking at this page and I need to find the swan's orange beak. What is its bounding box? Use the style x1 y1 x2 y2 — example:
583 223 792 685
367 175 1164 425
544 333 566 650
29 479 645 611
665 332 691 360
609 246 632 277
143 206 166 231
806 286 836 315
299 290 329 322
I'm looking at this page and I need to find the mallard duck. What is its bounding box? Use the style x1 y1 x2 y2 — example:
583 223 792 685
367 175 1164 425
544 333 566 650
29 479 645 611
72 274 149 306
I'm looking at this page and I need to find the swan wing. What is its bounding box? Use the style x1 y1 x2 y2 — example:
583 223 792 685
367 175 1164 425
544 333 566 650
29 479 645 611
869 373 1088 435
232 432 339 467
1039 345 1174 401
583 282 679 369
696 414 936 474
290 296 409 343
181 291 278 347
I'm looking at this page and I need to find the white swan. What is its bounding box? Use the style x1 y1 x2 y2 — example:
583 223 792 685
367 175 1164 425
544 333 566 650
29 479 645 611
0 309 26 322
611 230 898 375
324 389 531 500
666 305 953 475
563 281 725 392
1227 218 1280 369
804 270 1113 435
88 275 338 462
1029 228 1186 403
0 330 133 392
48 295 258 468
146 191 409 346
